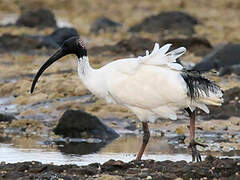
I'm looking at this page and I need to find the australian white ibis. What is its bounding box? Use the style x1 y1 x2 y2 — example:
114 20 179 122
31 37 223 161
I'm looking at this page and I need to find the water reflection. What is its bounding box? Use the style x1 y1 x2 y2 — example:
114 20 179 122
57 141 107 155
1 133 240 165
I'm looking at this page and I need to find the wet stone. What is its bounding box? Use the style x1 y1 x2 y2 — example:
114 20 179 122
0 113 16 123
101 159 129 172
1 157 240 179
54 109 119 141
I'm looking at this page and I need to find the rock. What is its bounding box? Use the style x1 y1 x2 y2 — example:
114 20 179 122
0 157 240 179
42 27 79 48
89 36 154 56
0 27 79 53
193 43 240 74
219 64 240 76
0 34 42 53
114 36 155 55
129 11 198 36
0 113 16 122
102 160 129 171
54 109 119 141
16 9 57 28
201 87 240 120
161 37 212 56
124 122 137 131
90 17 122 33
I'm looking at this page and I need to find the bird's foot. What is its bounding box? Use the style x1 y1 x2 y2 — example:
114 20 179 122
188 139 208 162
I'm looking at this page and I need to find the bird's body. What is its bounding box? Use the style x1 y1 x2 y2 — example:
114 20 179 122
77 44 223 122
31 37 223 161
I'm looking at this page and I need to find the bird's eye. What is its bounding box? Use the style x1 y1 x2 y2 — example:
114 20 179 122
78 39 86 49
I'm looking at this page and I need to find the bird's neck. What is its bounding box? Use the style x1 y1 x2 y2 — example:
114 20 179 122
77 56 105 97
78 56 94 78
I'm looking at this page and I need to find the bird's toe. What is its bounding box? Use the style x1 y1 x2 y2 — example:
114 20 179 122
188 139 207 162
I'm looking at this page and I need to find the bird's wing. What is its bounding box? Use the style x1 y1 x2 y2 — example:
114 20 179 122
137 43 186 71
105 64 189 113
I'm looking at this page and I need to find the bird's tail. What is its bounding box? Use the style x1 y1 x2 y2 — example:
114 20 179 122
181 70 224 107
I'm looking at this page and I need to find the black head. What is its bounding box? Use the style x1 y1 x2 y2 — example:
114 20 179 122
62 36 87 58
30 36 87 93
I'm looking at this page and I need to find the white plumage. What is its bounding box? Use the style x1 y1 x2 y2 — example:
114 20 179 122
77 43 223 122
31 37 224 161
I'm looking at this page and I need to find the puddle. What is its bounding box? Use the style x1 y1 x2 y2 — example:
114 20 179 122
0 96 18 114
1 134 240 166
0 135 191 165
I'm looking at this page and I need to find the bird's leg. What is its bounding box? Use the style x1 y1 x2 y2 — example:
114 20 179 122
187 109 207 162
136 122 150 160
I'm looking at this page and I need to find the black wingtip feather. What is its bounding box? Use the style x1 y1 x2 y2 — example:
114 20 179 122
181 70 222 99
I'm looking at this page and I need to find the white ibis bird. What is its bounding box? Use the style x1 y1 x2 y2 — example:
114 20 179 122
31 37 223 161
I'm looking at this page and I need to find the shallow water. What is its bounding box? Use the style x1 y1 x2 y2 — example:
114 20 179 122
0 135 192 165
1 134 240 166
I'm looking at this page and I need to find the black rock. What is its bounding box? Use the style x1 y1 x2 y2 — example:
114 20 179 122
129 11 198 36
42 27 79 48
114 36 155 55
90 17 122 33
16 9 57 28
201 87 240 120
0 113 16 123
0 34 42 53
54 109 119 141
193 43 240 74
89 36 155 56
0 27 79 54
219 64 240 76
162 37 212 56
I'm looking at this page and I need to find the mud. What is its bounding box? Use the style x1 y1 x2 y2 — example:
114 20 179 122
0 156 240 179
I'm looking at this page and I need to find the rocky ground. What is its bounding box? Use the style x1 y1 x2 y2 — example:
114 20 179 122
1 156 240 179
0 0 240 179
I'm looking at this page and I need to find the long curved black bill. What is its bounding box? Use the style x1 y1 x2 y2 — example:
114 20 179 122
30 48 67 93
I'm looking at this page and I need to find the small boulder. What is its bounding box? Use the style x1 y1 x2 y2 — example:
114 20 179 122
90 17 122 33
193 43 240 74
16 9 57 28
114 36 155 55
0 28 79 53
161 37 212 56
202 87 240 120
129 11 198 36
0 113 16 123
0 34 42 53
89 36 154 56
42 27 79 48
54 109 119 141
219 64 240 76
